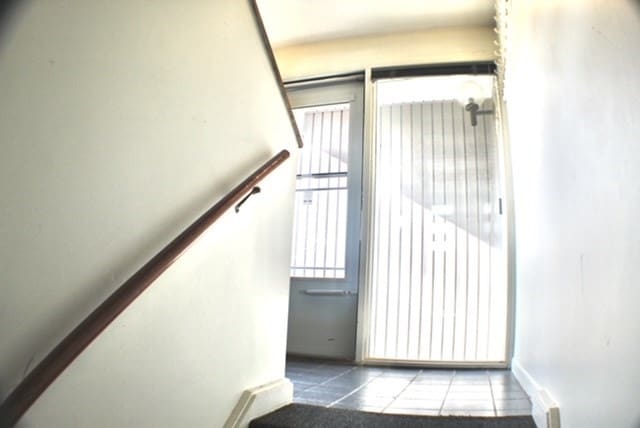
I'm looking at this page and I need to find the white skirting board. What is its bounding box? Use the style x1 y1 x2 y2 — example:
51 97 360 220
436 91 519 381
511 360 561 428
223 378 293 428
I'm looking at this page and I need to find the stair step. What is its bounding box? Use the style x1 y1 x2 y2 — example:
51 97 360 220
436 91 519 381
250 404 537 428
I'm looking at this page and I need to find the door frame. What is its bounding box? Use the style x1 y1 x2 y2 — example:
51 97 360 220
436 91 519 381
355 73 516 368
355 69 377 363
285 76 365 360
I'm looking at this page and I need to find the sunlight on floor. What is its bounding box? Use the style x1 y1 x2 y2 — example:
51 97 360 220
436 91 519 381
287 358 531 417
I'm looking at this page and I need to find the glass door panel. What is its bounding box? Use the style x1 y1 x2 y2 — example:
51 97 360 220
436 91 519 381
286 80 364 360
365 75 508 365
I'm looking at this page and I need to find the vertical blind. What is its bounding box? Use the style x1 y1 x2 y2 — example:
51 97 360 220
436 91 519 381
367 95 507 363
290 104 351 278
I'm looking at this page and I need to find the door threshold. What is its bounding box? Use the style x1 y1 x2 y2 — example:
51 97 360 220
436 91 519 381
286 353 355 364
287 355 508 370
360 357 509 370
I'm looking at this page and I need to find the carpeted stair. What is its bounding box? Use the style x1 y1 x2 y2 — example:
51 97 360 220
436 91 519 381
250 404 536 428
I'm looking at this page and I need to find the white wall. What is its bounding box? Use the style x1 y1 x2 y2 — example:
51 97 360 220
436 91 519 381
274 27 496 81
0 1 297 426
504 1 640 427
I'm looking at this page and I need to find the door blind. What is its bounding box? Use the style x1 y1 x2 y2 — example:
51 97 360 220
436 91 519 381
367 95 507 363
290 104 350 278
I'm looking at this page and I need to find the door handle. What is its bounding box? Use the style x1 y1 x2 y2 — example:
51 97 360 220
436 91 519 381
303 289 357 296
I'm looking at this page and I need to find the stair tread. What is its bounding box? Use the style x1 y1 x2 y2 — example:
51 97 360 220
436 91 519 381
250 404 536 428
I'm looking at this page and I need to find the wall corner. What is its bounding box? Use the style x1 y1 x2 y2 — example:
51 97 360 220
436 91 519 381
512 360 561 428
223 378 293 428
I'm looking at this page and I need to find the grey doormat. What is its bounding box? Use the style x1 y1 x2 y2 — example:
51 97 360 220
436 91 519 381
250 404 536 428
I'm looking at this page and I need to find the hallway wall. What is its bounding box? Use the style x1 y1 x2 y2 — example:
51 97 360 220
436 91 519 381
0 1 297 426
504 2 640 427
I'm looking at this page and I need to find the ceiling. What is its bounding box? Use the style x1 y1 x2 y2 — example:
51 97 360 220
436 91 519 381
256 0 495 47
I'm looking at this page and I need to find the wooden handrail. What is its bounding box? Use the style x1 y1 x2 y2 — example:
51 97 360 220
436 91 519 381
0 149 290 427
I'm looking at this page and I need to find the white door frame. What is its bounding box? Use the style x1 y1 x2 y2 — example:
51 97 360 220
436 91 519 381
355 71 516 368
286 78 365 360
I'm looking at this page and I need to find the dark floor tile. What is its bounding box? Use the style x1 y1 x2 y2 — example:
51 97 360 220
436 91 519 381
286 361 322 369
331 402 387 412
287 370 330 379
286 358 531 417
357 366 387 375
304 383 357 395
294 390 347 406
294 398 328 406
313 364 353 372
329 371 380 385
291 381 316 392
289 378 317 387
304 369 352 379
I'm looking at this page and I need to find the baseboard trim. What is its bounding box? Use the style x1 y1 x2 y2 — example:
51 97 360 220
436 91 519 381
223 378 293 428
512 360 561 428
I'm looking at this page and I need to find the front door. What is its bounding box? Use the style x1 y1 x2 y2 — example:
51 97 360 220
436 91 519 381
286 80 364 360
363 75 509 366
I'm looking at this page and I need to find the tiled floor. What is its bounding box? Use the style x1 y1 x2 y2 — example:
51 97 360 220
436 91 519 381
286 358 531 417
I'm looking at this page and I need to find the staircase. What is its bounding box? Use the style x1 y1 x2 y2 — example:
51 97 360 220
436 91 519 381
250 404 537 428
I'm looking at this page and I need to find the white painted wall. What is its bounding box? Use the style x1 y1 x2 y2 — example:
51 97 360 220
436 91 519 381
504 2 640 427
0 1 297 426
274 27 496 81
